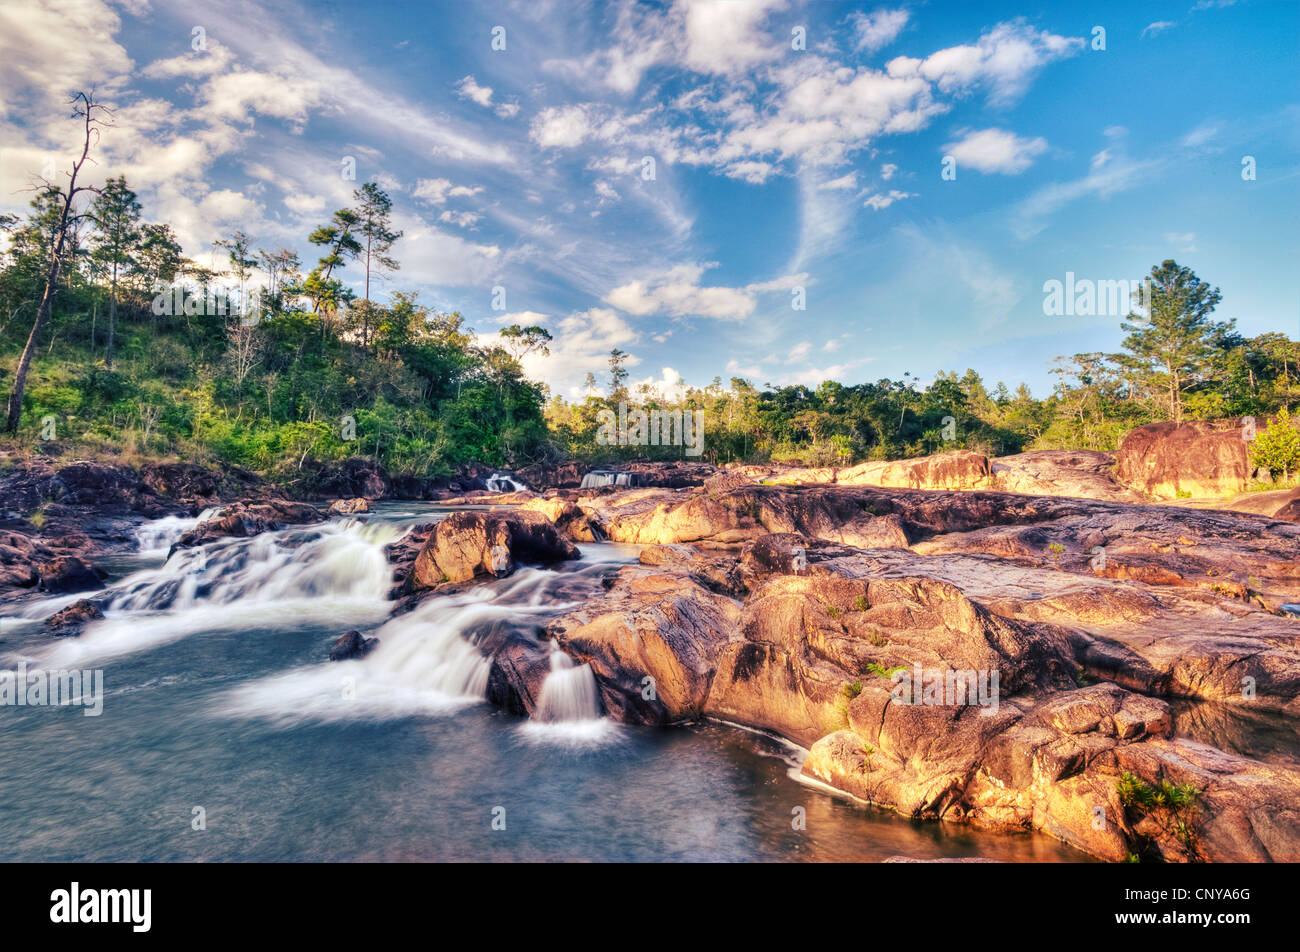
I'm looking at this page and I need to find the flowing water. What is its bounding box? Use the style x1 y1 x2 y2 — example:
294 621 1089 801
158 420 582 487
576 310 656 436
0 502 1090 862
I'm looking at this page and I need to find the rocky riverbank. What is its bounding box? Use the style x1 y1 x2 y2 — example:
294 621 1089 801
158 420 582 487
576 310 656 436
387 472 1300 863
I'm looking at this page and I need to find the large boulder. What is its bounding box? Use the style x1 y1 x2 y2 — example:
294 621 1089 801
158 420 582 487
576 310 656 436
305 458 390 500
411 510 580 588
519 497 602 542
36 555 105 594
515 460 589 490
1116 420 1251 499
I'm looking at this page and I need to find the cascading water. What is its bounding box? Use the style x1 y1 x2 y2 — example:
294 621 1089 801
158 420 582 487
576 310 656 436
534 641 602 723
579 471 641 489
132 506 223 556
485 472 526 492
18 518 403 665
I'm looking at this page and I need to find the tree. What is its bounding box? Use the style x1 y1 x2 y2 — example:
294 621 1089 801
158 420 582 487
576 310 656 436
1251 407 1300 484
608 348 629 400
90 175 141 369
499 323 552 361
301 208 362 317
5 92 109 433
1119 260 1231 424
214 230 256 323
353 182 401 347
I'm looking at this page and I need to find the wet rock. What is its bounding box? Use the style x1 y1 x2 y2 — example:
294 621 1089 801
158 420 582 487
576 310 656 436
44 598 105 637
329 497 371 515
411 510 580 588
1116 420 1250 499
171 498 325 553
329 630 379 661
36 556 105 594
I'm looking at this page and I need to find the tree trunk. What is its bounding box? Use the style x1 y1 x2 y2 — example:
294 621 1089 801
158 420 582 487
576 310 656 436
106 265 118 370
5 259 62 432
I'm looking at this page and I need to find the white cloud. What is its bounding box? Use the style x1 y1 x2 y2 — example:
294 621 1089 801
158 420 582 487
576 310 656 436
455 75 494 108
603 263 808 321
439 209 482 228
413 177 484 204
850 9 909 53
864 188 914 210
890 20 1083 106
1142 21 1177 38
880 162 898 180
943 128 1048 174
787 340 812 363
819 172 859 190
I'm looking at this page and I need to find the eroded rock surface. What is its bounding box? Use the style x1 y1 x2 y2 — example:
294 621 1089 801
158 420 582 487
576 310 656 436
392 476 1300 862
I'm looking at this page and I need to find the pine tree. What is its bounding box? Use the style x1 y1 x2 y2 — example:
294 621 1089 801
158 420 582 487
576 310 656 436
1118 260 1232 424
90 176 142 370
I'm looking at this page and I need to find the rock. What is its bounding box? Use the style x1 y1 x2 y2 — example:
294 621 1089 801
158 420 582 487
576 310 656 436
1116 420 1251 499
305 457 390 500
519 497 602 542
515 460 590 490
44 598 105 637
411 510 580 588
171 498 325 553
329 497 371 515
36 556 105 594
989 450 1143 503
1273 489 1300 523
329 630 379 661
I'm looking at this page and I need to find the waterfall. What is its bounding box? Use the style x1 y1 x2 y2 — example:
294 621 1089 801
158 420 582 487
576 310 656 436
132 507 223 556
25 519 404 666
486 472 526 492
579 471 641 489
213 567 589 726
534 641 602 722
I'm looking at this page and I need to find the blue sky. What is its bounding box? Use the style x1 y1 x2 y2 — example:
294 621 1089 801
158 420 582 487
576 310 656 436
1 0 1296 399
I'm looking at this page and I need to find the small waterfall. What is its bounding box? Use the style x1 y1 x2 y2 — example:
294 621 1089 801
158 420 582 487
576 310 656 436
133 507 222 555
486 472 526 492
579 471 640 489
534 641 602 722
26 520 405 665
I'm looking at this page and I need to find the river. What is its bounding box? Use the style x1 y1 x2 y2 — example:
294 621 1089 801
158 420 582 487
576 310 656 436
0 502 1088 862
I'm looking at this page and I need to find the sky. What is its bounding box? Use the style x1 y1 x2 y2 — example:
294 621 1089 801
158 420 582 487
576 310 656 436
1 0 1297 401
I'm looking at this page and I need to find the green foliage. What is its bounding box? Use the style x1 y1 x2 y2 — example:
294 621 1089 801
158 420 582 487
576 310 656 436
1117 771 1204 861
1250 406 1300 483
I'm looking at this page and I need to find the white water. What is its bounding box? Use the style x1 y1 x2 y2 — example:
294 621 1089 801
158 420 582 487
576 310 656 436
486 472 526 492
15 518 402 666
535 641 602 722
579 471 639 489
518 639 618 747
215 566 589 726
132 506 223 556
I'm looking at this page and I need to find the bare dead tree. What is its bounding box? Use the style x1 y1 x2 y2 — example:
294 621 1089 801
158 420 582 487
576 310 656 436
5 91 112 433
